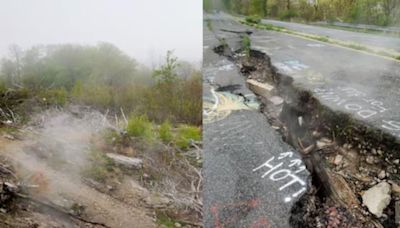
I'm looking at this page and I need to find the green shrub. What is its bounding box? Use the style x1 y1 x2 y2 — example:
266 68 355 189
245 15 261 24
126 115 153 139
159 121 173 143
39 88 68 106
175 125 201 149
0 80 6 93
279 9 298 20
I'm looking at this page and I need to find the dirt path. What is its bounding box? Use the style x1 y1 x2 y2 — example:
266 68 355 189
0 110 156 228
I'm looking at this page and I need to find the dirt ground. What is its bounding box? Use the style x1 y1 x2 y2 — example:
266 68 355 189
0 108 202 228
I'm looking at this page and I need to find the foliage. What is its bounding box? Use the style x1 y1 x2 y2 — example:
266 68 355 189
242 35 251 58
0 79 6 93
0 45 202 126
126 115 154 140
279 9 298 20
245 15 261 24
174 125 201 149
38 88 68 106
143 55 202 125
204 0 213 12
152 50 179 84
220 0 400 26
159 120 173 143
156 212 180 228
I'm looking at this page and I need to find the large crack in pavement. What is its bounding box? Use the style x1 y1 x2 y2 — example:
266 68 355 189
203 19 311 228
205 12 400 227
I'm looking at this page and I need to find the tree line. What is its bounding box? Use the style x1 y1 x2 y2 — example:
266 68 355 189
205 0 400 26
0 43 201 125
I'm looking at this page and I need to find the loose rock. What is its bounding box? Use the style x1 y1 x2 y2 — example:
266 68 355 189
362 182 391 217
333 154 343 166
365 156 375 164
378 170 386 179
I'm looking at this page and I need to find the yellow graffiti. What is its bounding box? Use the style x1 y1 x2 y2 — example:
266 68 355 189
203 90 259 124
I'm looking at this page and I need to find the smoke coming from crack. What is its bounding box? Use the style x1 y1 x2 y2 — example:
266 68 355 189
4 108 109 198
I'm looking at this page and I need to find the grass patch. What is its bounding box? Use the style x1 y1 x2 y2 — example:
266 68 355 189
126 115 154 140
175 125 201 150
245 15 261 24
159 120 173 143
346 43 368 51
313 36 329 42
82 148 119 182
39 88 68 106
156 211 180 228
396 56 400 61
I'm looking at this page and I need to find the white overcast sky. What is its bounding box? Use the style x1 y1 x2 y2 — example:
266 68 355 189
0 0 202 66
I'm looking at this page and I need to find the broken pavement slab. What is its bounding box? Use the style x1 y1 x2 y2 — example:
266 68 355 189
246 79 275 97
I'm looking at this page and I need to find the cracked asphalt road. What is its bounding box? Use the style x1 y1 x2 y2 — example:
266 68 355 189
261 18 400 52
211 12 400 141
203 17 310 228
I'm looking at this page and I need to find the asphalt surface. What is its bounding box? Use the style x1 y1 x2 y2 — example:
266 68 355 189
262 18 400 52
210 12 400 142
203 18 310 228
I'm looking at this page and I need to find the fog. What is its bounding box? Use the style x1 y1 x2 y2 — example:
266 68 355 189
0 0 202 66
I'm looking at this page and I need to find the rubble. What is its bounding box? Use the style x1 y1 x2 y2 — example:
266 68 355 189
391 181 400 197
378 170 386 180
362 182 391 217
333 154 343 166
366 155 376 164
105 153 143 169
316 137 333 149
268 96 284 106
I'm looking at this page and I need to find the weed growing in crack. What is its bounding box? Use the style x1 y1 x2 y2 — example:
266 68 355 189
206 19 213 31
242 35 251 59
